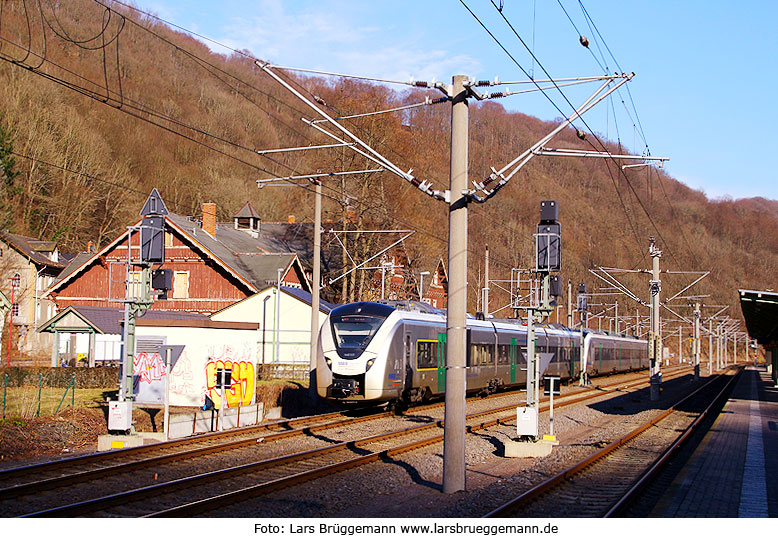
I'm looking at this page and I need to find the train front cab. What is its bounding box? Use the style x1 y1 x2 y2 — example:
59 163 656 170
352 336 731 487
317 302 400 403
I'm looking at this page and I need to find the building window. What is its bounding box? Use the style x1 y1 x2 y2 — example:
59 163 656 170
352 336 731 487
165 231 174 247
173 271 189 299
12 303 19 316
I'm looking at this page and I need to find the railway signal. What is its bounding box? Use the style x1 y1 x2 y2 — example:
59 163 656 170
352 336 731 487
110 189 167 434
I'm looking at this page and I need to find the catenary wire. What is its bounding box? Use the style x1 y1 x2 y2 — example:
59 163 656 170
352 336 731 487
479 0 682 267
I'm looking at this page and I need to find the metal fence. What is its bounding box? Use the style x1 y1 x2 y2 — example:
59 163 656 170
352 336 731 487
0 367 118 420
2 373 76 419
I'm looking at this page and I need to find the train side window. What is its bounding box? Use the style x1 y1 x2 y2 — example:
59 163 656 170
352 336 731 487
417 341 438 370
497 344 510 365
469 344 493 366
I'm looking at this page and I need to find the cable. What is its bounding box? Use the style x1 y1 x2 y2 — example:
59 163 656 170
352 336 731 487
652 166 703 269
2 1 586 282
479 1 685 267
11 150 148 196
460 1 648 259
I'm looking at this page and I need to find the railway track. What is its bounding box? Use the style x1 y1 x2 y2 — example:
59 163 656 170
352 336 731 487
483 365 741 518
0 384 537 498
1 367 690 517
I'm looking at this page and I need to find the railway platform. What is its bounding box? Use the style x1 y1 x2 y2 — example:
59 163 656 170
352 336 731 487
647 366 777 517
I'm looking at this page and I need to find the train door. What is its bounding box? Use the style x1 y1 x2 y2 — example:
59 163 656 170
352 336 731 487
404 331 413 394
599 342 603 373
510 337 517 384
437 332 446 393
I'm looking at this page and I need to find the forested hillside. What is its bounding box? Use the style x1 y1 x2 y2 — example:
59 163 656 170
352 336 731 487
0 0 775 325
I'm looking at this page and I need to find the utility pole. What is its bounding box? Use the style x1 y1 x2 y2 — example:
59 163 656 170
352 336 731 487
693 302 701 380
723 330 728 366
255 63 656 498
577 283 588 385
567 280 573 327
678 327 683 364
309 179 322 402
275 266 283 366
635 308 640 337
443 75 469 495
483 244 490 318
708 319 714 375
649 237 662 401
615 301 619 334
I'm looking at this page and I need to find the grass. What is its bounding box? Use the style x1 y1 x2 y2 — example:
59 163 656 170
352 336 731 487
1 378 320 422
1 387 108 420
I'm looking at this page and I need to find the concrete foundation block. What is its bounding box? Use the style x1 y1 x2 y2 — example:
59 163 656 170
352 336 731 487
504 438 558 458
265 407 282 420
97 432 165 452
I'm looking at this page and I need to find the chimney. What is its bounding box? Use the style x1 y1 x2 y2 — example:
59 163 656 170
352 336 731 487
287 215 295 224
202 203 217 237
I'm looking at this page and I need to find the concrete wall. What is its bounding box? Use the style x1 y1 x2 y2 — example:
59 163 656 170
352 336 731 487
167 402 264 439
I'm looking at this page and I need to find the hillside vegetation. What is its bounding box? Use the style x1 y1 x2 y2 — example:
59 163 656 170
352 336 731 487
0 0 775 328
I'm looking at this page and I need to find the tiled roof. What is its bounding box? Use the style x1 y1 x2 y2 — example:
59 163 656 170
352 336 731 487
234 201 260 219
165 214 306 290
281 285 337 314
0 230 66 270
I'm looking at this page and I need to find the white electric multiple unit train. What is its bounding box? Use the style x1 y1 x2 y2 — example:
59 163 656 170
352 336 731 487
316 301 648 407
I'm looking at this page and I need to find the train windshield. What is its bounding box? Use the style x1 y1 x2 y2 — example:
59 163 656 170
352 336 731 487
331 315 385 351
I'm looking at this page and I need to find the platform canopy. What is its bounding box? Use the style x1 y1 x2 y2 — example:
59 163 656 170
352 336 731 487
739 289 778 348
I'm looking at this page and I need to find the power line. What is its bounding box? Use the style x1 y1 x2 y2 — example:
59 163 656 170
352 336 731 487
10 149 147 195
476 0 684 267
459 0 651 261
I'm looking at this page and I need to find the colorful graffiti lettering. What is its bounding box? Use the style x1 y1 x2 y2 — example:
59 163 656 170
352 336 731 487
134 352 165 384
205 359 256 408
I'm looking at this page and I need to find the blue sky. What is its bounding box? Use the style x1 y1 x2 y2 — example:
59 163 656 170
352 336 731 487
139 0 778 201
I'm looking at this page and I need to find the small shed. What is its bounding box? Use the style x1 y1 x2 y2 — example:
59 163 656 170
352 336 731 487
134 317 259 408
37 305 124 367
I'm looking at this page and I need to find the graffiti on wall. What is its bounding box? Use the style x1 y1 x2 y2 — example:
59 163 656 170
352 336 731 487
132 352 166 403
134 352 165 383
170 352 197 397
205 344 256 408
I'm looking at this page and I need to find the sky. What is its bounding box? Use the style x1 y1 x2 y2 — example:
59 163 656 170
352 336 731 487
138 0 778 201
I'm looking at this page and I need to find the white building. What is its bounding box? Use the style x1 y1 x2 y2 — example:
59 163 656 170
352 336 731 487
211 285 336 379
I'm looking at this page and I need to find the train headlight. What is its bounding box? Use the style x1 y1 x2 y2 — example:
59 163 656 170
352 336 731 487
365 358 376 371
325 356 333 368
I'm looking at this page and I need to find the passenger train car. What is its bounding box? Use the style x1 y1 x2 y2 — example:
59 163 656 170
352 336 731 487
317 301 648 406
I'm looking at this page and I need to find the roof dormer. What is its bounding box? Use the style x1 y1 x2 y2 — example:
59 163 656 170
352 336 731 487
234 201 261 238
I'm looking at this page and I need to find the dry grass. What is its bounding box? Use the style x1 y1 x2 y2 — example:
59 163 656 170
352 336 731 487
0 379 339 466
0 407 108 464
1 387 108 419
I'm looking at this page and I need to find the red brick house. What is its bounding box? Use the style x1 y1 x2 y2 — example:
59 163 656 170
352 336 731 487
423 257 448 309
46 197 308 315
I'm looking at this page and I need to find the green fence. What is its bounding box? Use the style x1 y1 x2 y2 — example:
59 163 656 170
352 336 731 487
1 367 119 420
